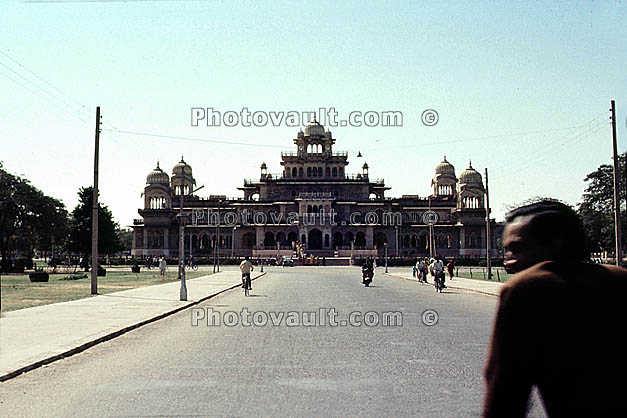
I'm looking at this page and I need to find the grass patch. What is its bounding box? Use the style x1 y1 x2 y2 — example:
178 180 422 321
454 267 512 282
0 269 210 312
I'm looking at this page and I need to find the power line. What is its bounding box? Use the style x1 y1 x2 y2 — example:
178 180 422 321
102 128 286 148
0 50 91 118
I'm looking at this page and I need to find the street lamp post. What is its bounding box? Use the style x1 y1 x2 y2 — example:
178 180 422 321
217 200 221 273
385 243 388 273
231 226 237 258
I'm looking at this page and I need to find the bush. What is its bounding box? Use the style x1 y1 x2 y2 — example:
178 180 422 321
61 273 88 281
29 271 49 282
7 257 34 273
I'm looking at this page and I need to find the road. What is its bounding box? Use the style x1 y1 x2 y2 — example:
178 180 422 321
0 266 546 417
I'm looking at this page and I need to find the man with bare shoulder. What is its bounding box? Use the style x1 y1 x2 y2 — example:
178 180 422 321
483 199 627 417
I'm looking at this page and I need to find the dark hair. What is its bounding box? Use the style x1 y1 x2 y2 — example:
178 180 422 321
505 199 589 261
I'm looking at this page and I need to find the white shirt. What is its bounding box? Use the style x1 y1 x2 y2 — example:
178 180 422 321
239 260 254 274
431 260 444 274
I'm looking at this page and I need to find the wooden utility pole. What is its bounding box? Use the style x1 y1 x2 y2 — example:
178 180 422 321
178 164 187 301
485 168 492 280
91 106 101 295
611 100 622 266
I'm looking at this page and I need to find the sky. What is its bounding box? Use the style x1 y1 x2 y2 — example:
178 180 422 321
1 0 625 227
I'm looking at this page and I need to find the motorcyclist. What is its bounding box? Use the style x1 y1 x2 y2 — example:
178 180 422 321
430 256 446 290
362 257 374 287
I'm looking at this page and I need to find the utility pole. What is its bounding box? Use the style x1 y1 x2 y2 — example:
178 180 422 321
178 163 187 301
611 100 623 266
485 168 492 280
428 197 434 258
91 106 101 295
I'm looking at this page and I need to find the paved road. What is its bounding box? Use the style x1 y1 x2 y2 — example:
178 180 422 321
0 267 546 417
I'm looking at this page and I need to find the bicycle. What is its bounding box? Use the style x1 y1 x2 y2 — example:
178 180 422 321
242 273 251 296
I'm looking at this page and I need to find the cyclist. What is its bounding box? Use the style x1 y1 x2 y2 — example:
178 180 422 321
430 256 446 290
239 256 254 291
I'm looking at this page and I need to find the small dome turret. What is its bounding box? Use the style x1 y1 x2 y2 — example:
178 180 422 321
146 162 170 185
172 156 193 176
435 156 455 176
459 161 483 185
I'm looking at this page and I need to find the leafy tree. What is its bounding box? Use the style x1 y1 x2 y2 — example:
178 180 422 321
66 187 121 259
578 153 627 254
117 227 133 254
0 162 68 264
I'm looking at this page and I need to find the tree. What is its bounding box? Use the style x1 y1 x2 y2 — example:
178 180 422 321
117 227 133 254
66 187 121 259
578 153 627 254
0 162 68 265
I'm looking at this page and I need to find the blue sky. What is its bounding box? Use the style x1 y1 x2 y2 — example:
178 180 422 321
1 0 625 225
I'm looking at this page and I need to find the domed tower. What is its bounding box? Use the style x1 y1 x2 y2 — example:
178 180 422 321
457 161 485 209
280 116 347 180
171 156 196 196
144 162 172 209
295 117 336 157
431 156 457 197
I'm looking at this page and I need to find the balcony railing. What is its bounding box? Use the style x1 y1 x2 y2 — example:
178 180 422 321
248 173 383 184
281 151 348 158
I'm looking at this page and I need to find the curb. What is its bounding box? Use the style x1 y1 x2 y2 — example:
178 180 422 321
384 272 500 297
0 272 267 382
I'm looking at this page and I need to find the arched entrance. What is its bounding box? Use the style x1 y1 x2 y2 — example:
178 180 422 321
308 229 323 250
374 232 387 248
264 232 276 247
242 232 255 249
355 231 366 247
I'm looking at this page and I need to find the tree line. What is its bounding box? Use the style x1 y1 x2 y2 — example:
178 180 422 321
0 162 130 271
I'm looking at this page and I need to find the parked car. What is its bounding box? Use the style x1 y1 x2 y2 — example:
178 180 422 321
281 256 295 267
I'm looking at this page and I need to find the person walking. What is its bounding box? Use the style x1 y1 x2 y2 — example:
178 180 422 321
447 258 455 280
159 256 167 277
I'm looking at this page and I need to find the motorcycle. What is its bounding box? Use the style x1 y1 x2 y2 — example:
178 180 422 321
362 264 374 287
434 271 445 293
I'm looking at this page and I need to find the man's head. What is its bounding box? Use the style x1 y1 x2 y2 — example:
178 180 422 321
503 199 588 273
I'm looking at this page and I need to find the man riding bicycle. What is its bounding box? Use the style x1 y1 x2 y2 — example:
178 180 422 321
239 256 254 291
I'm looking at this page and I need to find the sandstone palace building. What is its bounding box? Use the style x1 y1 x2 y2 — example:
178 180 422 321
132 120 497 259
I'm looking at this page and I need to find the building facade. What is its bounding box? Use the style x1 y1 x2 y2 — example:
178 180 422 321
132 120 497 259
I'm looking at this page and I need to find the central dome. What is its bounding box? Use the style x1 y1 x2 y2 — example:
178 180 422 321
304 119 326 137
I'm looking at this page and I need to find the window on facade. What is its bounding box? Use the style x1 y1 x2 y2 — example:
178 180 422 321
326 167 330 177
332 167 337 176
307 167 312 177
292 167 297 177
317 167 322 177
299 167 303 177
